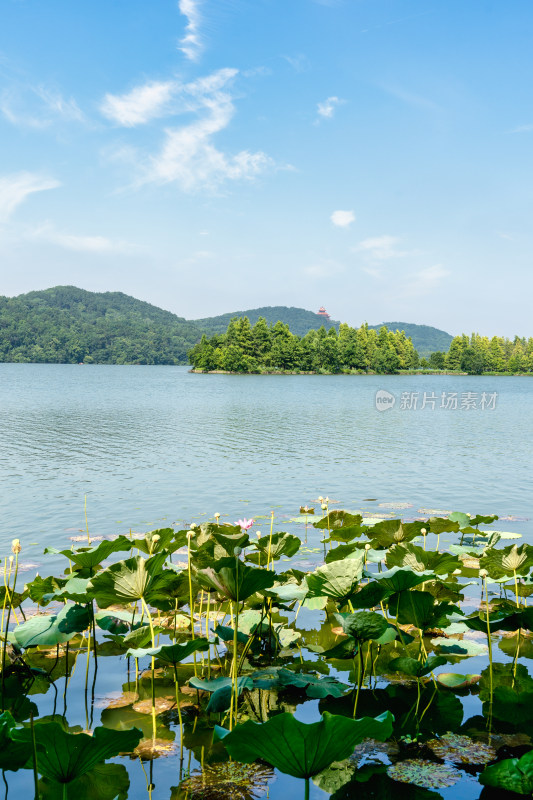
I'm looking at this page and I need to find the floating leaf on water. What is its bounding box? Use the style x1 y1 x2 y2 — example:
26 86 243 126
387 759 461 789
351 738 399 766
378 503 414 510
436 673 480 690
132 697 176 715
431 637 488 657
426 733 496 765
134 737 177 760
178 761 274 800
100 691 139 710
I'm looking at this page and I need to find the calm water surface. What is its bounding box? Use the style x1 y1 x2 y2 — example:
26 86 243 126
0 364 531 561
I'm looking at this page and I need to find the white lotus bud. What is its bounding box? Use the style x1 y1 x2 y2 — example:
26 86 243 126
256 532 261 539
421 528 427 535
479 569 488 578
152 534 160 543
365 543 371 551
11 539 21 555
321 503 327 510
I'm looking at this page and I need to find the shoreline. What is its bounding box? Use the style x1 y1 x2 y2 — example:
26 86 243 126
189 368 533 377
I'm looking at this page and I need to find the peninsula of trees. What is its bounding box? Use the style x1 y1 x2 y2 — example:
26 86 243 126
189 317 419 374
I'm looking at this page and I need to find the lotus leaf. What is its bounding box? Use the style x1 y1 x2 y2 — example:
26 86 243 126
480 750 533 795
11 721 142 783
369 520 425 548
196 558 275 601
246 531 301 565
277 668 349 698
189 675 253 713
372 566 435 593
334 611 390 642
44 536 132 572
126 638 209 663
306 558 364 601
427 733 496 765
386 544 461 576
387 759 461 789
390 591 459 631
215 710 394 779
427 516 460 534
0 711 31 771
480 543 533 579
436 673 480 690
313 511 363 530
12 603 91 648
88 553 181 607
39 762 131 800
389 656 447 678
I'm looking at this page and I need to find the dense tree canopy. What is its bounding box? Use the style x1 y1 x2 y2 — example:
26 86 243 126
188 317 419 374
440 333 533 374
0 286 203 365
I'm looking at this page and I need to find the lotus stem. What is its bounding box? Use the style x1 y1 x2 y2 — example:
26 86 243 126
84 493 90 545
187 534 198 677
2 554 18 707
353 646 364 718
173 663 184 762
304 776 310 800
30 711 39 800
513 569 520 608
267 511 274 570
141 598 157 742
482 573 493 737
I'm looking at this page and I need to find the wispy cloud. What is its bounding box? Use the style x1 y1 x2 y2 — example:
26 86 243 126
101 81 176 126
105 68 276 192
331 209 355 228
178 0 203 62
316 96 345 121
29 223 133 253
509 123 533 134
0 173 61 222
355 235 408 260
381 85 442 113
0 86 85 128
282 54 311 73
404 264 449 295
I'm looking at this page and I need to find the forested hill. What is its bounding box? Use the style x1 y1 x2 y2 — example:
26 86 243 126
368 322 453 358
0 286 204 364
194 306 339 337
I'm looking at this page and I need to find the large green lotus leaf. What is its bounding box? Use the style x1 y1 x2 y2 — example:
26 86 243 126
480 750 533 795
427 516 460 534
448 512 471 529
189 675 253 713
13 603 91 648
215 710 394 779
387 759 461 789
131 528 187 555
306 558 364 600
44 536 133 571
325 542 365 563
480 543 533 579
479 662 533 699
334 611 390 642
463 610 516 633
48 577 94 604
196 558 275 602
246 532 301 565
389 656 447 678
267 580 308 604
385 544 461 577
313 511 363 530
0 711 30 771
431 637 487 658
88 553 179 607
320 636 359 660
39 762 131 800
350 581 391 609
490 686 533 724
369 520 424 548
126 638 209 664
323 526 366 544
211 531 251 557
95 609 136 635
436 673 480 690
390 591 459 630
0 587 28 609
25 575 67 606
373 567 435 593
11 722 142 783
469 514 498 526
277 669 349 698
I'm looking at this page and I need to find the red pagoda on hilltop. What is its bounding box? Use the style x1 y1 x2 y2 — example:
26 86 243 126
317 306 331 321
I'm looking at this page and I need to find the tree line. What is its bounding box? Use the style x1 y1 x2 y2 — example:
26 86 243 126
188 317 419 374
428 333 533 374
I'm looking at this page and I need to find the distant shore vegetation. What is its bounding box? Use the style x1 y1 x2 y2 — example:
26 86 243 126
189 317 419 374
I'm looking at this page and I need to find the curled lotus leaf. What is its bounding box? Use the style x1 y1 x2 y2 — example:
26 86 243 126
426 733 496 765
436 673 480 690
372 566 435 593
370 520 425 548
196 558 276 602
333 611 390 642
387 759 461 789
313 511 363 530
44 536 133 571
386 543 461 577
306 558 364 601
480 542 533 579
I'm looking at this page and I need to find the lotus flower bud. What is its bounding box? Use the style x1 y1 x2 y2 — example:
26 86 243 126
256 532 261 539
421 528 427 535
214 513 220 520
479 568 488 578
325 496 330 503
186 531 194 540
318 496 323 502
234 547 242 557
11 539 21 555
190 523 198 530
321 503 327 510
8 555 13 565
364 543 371 551
152 534 160 543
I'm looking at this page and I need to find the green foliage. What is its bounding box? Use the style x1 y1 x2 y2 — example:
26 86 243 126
0 285 204 364
480 750 533 795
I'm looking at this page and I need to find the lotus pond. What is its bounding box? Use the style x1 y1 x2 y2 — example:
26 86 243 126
1 503 533 800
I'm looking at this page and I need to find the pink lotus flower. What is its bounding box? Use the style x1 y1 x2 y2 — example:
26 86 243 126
235 518 254 531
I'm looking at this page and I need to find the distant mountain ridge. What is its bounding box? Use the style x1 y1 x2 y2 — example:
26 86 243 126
0 286 454 364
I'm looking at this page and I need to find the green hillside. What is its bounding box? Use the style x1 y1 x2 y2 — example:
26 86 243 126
368 321 453 358
0 286 203 364
194 306 339 338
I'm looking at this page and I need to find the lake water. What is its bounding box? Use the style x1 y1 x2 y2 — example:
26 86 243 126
0 364 531 566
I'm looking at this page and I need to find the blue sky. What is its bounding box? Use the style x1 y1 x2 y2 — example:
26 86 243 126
1 0 532 335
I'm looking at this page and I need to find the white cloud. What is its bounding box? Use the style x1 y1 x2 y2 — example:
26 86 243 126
178 0 203 62
316 96 344 120
355 235 408 260
331 209 355 228
509 123 533 134
413 264 449 290
101 81 177 127
0 173 61 223
282 54 311 73
1 86 85 128
108 68 275 192
29 223 133 253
